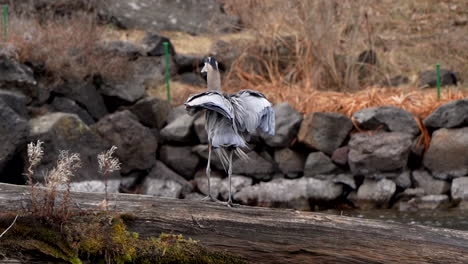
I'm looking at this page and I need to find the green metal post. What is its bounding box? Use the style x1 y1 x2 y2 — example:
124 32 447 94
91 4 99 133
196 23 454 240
163 42 171 103
436 63 441 100
2 5 7 41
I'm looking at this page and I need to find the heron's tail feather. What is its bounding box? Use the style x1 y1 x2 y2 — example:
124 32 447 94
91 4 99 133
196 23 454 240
215 147 249 172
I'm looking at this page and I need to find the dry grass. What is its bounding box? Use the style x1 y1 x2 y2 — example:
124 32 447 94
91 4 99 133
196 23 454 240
5 12 131 82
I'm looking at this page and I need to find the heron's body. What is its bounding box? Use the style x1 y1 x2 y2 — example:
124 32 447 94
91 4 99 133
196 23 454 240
184 57 275 206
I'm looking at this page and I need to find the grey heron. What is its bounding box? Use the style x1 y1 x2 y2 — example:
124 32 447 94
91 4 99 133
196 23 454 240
184 57 275 207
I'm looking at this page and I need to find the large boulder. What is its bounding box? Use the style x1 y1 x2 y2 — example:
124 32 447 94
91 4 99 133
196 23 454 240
352 105 419 136
419 69 458 88
129 96 171 129
0 89 28 118
298 112 353 154
50 96 94 125
29 113 109 182
194 114 208 144
93 110 157 174
0 53 36 86
412 170 450 195
348 132 412 176
158 145 200 179
192 144 224 171
304 152 338 178
394 171 412 189
423 127 468 179
262 102 303 148
354 179 396 209
99 0 239 34
274 148 306 179
53 78 108 120
141 161 193 198
424 99 468 129
232 151 276 181
160 113 197 143
0 102 28 176
234 178 342 208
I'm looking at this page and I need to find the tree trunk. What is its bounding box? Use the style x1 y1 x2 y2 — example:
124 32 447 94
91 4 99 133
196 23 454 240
1 183 468 264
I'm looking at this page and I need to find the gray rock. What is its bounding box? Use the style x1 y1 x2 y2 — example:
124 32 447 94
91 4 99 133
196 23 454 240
451 177 468 203
29 113 109 182
304 152 338 177
232 151 276 180
424 99 468 129
0 53 36 85
142 161 193 198
274 148 306 178
419 69 458 88
400 195 450 211
395 171 412 189
412 170 450 195
262 102 303 148
160 113 196 143
174 54 204 71
194 114 208 144
219 175 253 200
194 169 223 198
66 180 121 193
99 0 239 35
93 110 157 174
159 145 200 179
50 97 94 125
354 179 396 209
98 40 144 57
0 102 28 174
331 146 349 166
298 112 353 154
353 105 419 136
54 78 108 120
177 72 206 86
0 89 28 117
332 173 356 190
423 127 468 179
184 192 205 200
129 96 171 129
167 105 187 123
397 188 426 200
142 34 175 56
348 132 412 176
234 178 342 208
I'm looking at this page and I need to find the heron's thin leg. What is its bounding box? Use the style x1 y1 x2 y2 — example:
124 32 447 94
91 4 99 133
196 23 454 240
202 143 217 202
226 150 238 207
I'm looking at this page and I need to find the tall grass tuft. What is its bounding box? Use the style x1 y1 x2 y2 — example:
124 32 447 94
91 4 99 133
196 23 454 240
97 146 121 210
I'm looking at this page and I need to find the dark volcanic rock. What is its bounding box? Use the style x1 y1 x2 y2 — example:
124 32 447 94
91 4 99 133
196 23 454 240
331 146 349 166
0 89 28 118
142 34 175 56
0 102 28 175
142 161 193 198
262 102 303 148
129 96 171 129
348 132 412 176
452 177 468 203
274 148 306 179
160 113 196 143
419 69 458 88
232 151 276 181
304 152 338 178
159 145 200 179
0 53 36 85
354 179 396 209
298 112 353 154
99 0 239 34
50 97 94 125
424 99 468 129
353 105 419 136
423 127 468 179
192 144 224 171
29 113 109 182
194 114 208 144
93 110 157 174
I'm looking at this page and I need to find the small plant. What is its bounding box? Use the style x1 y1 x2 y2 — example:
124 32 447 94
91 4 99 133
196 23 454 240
97 146 121 210
25 140 44 212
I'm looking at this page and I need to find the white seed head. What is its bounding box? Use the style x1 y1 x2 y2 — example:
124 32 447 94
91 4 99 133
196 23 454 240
98 146 121 175
27 140 44 168
45 150 81 187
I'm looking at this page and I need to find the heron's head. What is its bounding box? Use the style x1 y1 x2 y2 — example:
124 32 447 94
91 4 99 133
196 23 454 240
201 57 219 78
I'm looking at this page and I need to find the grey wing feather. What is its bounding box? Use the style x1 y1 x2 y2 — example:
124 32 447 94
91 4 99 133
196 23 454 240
184 91 234 120
231 90 275 135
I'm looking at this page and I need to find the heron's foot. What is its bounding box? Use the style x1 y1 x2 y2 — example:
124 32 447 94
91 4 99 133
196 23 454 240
201 194 219 203
225 199 239 208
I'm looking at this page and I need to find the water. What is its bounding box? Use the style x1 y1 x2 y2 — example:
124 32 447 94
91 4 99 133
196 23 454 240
325 209 468 231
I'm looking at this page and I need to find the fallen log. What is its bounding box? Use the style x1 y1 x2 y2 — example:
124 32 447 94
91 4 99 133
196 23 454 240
1 183 468 264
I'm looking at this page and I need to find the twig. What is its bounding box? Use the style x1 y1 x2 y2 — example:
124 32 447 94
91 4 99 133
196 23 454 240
0 215 18 239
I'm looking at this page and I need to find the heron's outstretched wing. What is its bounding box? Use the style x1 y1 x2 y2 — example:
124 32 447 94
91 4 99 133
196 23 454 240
231 89 275 135
184 91 234 120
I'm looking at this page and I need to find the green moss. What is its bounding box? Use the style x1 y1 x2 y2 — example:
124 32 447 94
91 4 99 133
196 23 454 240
0 214 246 264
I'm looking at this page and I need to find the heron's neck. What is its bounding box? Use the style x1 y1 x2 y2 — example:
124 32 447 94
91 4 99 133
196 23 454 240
207 69 221 91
